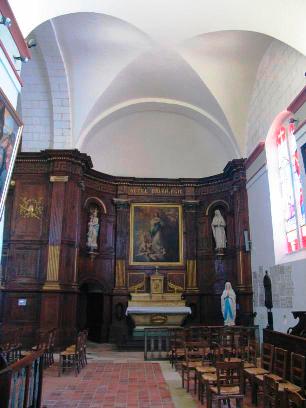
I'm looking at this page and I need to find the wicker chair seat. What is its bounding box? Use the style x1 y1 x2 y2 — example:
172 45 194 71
225 357 242 363
182 361 203 368
243 361 255 368
210 385 240 395
60 350 78 356
244 367 269 376
202 372 217 382
255 373 283 383
278 382 301 393
65 346 77 352
196 366 216 374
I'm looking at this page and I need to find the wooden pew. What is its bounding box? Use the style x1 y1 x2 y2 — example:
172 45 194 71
263 329 306 384
0 349 44 408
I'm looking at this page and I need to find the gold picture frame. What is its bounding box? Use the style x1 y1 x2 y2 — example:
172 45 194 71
129 203 183 266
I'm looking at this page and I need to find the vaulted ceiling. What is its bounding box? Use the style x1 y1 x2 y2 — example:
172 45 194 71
11 1 306 177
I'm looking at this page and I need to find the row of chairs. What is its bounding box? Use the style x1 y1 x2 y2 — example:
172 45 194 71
244 343 305 406
264 374 306 408
169 325 257 371
168 326 306 407
58 330 88 376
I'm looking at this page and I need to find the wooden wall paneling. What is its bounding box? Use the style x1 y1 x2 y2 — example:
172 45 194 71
11 179 48 241
7 245 42 287
3 292 41 347
1 152 253 346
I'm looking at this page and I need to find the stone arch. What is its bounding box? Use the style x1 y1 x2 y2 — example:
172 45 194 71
84 197 107 214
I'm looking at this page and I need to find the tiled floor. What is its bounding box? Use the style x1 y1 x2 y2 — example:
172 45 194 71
42 343 258 408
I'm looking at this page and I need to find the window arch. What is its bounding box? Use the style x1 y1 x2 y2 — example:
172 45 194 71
276 122 306 252
266 111 306 262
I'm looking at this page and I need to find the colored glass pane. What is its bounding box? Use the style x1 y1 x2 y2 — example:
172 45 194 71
276 123 306 253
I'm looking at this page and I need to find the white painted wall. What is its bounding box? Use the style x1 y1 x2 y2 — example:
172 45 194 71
83 109 235 178
246 40 306 155
247 125 306 334
246 37 306 334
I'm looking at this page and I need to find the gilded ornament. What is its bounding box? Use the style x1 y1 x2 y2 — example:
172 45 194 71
19 197 43 220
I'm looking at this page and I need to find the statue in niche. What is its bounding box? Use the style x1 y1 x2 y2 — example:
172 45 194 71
86 206 100 252
211 209 227 250
221 281 236 326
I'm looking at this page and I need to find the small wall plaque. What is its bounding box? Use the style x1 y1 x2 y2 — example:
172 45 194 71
18 298 27 306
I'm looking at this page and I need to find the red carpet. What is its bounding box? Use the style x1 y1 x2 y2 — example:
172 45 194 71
42 362 175 408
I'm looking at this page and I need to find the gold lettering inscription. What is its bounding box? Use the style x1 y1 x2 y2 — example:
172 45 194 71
128 187 183 196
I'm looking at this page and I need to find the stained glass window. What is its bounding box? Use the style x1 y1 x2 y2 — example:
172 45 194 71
276 123 306 253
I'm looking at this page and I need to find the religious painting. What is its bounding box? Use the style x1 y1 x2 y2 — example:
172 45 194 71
0 89 23 219
129 203 183 265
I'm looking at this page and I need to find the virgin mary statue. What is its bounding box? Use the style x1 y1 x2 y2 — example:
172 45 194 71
221 282 236 326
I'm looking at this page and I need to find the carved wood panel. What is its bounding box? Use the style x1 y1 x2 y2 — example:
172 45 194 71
11 180 49 240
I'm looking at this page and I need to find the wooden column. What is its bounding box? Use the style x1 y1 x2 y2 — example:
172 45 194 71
43 175 68 290
183 200 200 292
233 181 252 291
232 173 253 325
113 198 130 291
110 198 130 344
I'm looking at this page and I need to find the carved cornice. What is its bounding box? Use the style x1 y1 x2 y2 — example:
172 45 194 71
14 150 247 195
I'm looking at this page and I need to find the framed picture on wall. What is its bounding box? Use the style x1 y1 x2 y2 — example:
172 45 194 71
0 88 23 220
129 203 183 266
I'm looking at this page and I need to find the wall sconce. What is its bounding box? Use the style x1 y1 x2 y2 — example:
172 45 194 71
0 15 12 27
244 230 252 252
14 55 29 63
27 38 37 49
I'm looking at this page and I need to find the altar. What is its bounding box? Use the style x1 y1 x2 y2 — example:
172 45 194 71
126 270 191 328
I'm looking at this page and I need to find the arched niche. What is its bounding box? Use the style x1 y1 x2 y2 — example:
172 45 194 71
83 197 107 254
206 200 230 251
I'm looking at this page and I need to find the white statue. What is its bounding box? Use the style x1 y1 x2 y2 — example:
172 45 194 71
87 207 100 251
221 282 236 326
211 209 227 250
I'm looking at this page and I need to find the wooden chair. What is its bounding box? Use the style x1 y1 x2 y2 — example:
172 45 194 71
207 360 244 408
168 328 185 369
243 339 257 369
218 328 236 359
181 342 205 392
198 342 224 404
277 353 305 402
193 339 214 395
284 389 306 408
253 347 288 405
263 374 280 408
290 353 305 389
243 342 274 400
58 332 82 376
79 330 88 367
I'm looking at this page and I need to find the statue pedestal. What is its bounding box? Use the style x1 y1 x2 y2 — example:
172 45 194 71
126 293 191 328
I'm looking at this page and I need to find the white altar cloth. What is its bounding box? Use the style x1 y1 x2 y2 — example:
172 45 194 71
126 306 192 316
